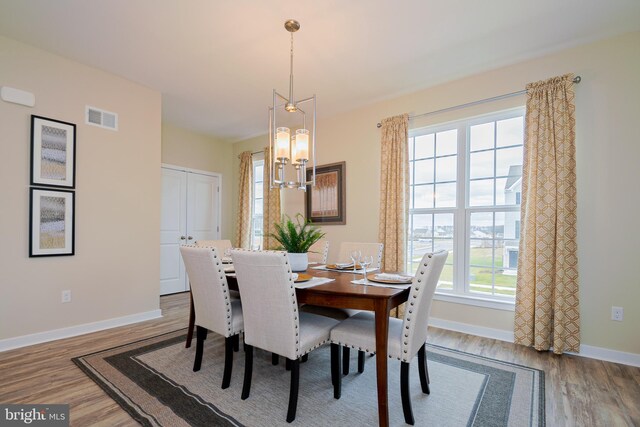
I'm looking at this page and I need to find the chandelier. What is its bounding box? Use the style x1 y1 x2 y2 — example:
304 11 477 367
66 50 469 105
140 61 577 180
269 19 316 191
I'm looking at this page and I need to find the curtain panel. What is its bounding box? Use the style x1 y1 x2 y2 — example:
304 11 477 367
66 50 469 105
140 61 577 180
514 74 580 354
262 146 282 250
378 113 409 273
236 151 253 249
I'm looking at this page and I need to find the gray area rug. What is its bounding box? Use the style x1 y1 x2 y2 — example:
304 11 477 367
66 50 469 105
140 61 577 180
73 330 544 426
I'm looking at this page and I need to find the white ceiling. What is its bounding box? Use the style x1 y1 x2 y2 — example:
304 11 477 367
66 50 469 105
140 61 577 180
1 0 639 142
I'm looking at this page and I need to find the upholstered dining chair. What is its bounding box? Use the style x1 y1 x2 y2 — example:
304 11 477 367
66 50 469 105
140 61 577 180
307 239 329 264
185 239 236 348
329 250 448 425
179 246 244 389
230 249 339 423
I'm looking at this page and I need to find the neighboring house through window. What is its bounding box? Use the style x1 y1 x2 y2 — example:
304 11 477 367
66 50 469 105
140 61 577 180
407 108 524 302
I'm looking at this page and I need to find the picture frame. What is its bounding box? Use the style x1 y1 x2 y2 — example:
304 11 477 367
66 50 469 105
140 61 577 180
29 188 75 257
305 161 346 225
31 115 76 189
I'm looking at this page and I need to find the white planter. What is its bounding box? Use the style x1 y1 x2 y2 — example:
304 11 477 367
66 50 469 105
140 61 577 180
288 252 308 272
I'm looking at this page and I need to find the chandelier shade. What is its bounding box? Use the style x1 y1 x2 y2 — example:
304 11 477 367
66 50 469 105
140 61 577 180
269 19 316 191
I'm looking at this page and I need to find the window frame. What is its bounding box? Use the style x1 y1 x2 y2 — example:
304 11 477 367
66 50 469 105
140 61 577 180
250 155 265 250
408 107 525 308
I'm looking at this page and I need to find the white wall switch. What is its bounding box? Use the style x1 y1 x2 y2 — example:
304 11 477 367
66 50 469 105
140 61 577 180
61 290 71 303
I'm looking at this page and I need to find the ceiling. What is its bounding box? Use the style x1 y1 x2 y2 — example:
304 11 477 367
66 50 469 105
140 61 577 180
1 1 639 142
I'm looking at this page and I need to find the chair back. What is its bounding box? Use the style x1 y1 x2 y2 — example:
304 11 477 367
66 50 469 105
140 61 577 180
401 250 448 362
180 245 237 337
307 240 329 264
195 239 232 255
337 242 384 269
231 250 300 359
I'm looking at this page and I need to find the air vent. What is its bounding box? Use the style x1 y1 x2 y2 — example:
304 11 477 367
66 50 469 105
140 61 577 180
85 105 118 130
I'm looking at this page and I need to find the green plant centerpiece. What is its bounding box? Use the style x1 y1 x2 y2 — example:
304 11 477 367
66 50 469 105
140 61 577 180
272 214 325 272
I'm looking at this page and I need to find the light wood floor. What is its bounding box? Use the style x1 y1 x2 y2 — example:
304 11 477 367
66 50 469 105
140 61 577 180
1 293 638 426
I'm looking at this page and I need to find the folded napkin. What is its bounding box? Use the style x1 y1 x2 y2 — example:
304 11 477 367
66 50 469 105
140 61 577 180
350 279 410 289
295 277 335 289
374 273 413 282
335 262 353 268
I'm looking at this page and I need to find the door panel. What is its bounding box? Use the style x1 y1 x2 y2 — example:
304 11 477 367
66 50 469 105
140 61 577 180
187 173 219 243
160 169 187 295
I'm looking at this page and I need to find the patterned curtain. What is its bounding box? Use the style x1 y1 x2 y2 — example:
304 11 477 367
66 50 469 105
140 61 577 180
235 151 253 249
514 74 580 354
378 113 409 272
262 146 282 250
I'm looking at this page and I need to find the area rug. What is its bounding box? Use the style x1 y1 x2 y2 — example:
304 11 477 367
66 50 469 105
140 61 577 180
73 330 544 427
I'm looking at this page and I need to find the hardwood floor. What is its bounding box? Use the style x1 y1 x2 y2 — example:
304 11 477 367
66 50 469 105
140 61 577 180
1 293 638 426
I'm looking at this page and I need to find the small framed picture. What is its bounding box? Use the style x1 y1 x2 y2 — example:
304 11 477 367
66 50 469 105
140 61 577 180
305 161 346 225
30 188 75 257
31 115 76 188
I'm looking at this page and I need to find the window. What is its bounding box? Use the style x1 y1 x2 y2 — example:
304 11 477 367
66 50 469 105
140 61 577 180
250 158 264 250
407 108 524 302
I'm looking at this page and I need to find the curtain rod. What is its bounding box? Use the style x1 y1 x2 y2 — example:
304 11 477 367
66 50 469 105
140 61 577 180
237 150 264 159
376 75 581 128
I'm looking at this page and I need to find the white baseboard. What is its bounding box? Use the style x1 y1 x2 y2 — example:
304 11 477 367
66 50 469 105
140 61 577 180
576 345 640 368
0 309 163 353
429 316 640 367
429 317 515 343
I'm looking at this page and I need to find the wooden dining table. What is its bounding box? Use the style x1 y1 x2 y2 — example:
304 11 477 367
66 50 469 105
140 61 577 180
226 266 410 427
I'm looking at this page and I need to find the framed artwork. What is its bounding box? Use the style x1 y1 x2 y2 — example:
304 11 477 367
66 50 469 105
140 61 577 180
29 188 75 257
305 161 346 225
31 115 76 188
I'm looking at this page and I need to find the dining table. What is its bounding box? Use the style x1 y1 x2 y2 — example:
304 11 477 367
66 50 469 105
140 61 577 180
225 265 410 427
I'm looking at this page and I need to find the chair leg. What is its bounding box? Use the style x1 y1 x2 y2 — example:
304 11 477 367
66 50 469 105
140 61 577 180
241 344 253 400
286 358 300 423
185 292 195 348
357 350 365 373
330 344 342 399
342 347 350 375
285 358 292 371
233 334 240 352
222 336 234 389
272 353 279 365
301 354 309 363
193 326 207 371
418 343 430 394
401 362 415 425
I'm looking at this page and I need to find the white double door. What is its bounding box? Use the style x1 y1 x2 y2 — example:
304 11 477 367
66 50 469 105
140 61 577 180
160 166 220 295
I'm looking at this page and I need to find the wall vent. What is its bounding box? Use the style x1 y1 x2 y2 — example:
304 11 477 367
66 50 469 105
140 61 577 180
85 105 118 130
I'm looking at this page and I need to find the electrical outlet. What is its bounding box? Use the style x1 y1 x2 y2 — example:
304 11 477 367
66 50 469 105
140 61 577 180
611 306 623 321
61 290 71 303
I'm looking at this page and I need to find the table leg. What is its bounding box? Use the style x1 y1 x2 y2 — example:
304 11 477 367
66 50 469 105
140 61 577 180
374 299 391 427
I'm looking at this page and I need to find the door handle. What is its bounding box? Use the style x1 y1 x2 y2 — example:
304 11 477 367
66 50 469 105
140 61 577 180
187 236 194 240
180 236 186 240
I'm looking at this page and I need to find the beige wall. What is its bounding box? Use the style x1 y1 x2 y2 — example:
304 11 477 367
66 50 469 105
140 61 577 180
0 36 162 340
233 32 640 354
161 123 234 240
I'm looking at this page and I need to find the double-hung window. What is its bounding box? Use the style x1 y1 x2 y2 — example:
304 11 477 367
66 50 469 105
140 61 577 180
407 108 524 304
250 157 264 250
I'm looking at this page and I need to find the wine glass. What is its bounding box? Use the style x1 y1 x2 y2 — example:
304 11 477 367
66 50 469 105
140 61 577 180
360 255 373 283
350 250 361 273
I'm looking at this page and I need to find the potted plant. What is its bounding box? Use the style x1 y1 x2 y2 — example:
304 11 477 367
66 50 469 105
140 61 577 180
271 214 325 272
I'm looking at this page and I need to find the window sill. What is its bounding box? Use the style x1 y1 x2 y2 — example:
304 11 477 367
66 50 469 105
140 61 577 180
433 292 515 311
